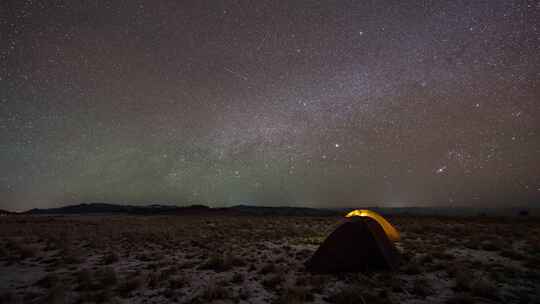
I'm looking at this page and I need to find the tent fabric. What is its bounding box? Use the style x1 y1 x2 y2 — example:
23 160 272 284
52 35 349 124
305 216 400 273
345 209 400 242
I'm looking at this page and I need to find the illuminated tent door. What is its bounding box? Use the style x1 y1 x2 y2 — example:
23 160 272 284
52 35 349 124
346 209 400 242
305 216 400 273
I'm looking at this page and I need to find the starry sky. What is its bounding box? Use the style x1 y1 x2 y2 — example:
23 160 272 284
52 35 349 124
1 0 539 211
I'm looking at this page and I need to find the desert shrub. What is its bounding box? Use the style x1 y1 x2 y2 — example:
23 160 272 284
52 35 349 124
35 273 59 289
295 274 328 293
75 269 93 291
45 284 66 304
199 254 228 271
196 281 231 301
480 239 504 251
416 253 434 264
102 251 119 264
445 293 475 304
169 276 187 289
198 252 243 272
0 291 16 303
61 248 82 265
453 270 471 291
81 289 113 303
326 287 388 304
224 251 246 267
470 277 497 299
238 288 250 300
273 286 314 303
259 262 277 275
432 251 454 260
500 249 525 260
96 267 117 287
231 272 244 284
412 277 433 297
19 244 38 260
117 275 143 297
401 261 423 275
262 274 285 290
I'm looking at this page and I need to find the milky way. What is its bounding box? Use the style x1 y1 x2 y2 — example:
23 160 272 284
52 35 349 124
1 1 539 210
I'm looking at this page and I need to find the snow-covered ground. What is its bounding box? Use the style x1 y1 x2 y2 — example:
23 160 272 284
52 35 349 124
1 215 539 303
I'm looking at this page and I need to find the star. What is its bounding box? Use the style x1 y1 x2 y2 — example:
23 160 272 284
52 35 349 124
436 166 447 174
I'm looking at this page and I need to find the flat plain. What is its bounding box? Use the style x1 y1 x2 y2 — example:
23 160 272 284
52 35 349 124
1 214 539 303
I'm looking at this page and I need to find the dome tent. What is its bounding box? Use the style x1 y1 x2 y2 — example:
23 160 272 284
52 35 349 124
346 209 400 242
305 211 400 273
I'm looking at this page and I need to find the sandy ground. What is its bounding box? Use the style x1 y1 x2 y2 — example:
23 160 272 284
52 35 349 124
1 215 539 303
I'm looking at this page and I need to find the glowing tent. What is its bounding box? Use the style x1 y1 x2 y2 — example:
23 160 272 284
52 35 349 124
345 209 400 242
305 212 400 273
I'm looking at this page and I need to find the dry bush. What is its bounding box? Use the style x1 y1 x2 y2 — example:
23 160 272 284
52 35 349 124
273 285 314 303
96 266 117 288
262 273 285 291
45 284 66 304
231 272 244 284
75 269 93 291
198 251 244 272
401 261 423 275
168 275 188 289
195 280 231 302
102 251 119 264
0 291 16 304
412 277 434 298
453 270 471 291
117 275 143 297
19 244 39 260
326 287 389 304
445 293 475 304
295 274 328 293
35 273 60 289
480 239 504 251
259 262 278 275
469 277 497 299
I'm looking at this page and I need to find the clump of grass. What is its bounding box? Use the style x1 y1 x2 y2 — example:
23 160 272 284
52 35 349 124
117 275 143 297
273 286 314 304
102 251 119 264
262 274 285 291
168 275 188 289
481 239 504 251
35 273 60 289
412 277 433 298
0 291 16 303
19 244 39 260
326 287 388 304
500 249 525 260
259 262 278 275
231 272 244 284
96 266 117 287
295 274 328 293
196 281 231 301
401 261 423 275
45 284 66 304
198 252 244 272
470 277 497 299
445 293 475 304
75 269 93 291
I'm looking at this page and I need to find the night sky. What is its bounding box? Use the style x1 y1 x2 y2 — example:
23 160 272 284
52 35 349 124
1 1 539 211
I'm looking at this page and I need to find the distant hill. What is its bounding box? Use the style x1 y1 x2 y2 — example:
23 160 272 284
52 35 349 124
0 209 12 215
24 203 210 215
337 206 539 217
13 203 539 217
22 203 340 217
